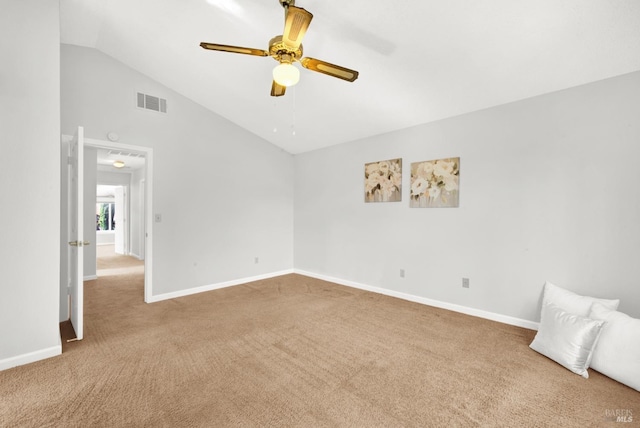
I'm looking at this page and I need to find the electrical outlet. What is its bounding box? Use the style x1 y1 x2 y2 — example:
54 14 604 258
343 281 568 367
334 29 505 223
462 278 470 288
254 257 259 264
400 269 405 278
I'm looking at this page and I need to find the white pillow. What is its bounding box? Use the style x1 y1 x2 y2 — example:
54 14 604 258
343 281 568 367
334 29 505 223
530 302 605 378
542 281 619 316
589 303 640 391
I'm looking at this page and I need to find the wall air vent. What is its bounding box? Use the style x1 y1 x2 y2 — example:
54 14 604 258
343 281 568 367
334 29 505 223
136 92 167 113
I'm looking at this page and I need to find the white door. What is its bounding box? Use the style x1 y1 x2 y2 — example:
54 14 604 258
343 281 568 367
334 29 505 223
68 127 85 340
114 186 125 254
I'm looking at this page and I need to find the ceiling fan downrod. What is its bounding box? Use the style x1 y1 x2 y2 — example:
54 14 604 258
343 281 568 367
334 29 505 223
279 0 295 9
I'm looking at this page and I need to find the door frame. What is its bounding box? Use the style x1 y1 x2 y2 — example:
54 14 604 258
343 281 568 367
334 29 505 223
62 135 154 304
85 137 154 303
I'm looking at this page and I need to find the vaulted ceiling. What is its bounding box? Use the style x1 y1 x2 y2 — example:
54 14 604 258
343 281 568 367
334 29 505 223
60 0 640 154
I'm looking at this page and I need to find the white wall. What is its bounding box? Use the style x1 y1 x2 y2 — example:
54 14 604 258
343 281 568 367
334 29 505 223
294 71 640 322
97 170 132 186
97 232 116 246
61 45 294 297
0 0 61 367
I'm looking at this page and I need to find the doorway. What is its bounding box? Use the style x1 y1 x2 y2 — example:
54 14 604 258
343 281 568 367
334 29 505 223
95 183 139 282
60 135 153 310
88 137 154 304
61 133 154 331
96 185 127 255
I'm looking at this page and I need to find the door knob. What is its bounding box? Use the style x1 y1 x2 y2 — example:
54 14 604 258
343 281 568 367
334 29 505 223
68 241 91 247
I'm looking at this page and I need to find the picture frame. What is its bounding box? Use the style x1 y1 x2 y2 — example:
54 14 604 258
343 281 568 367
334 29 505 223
410 157 460 208
364 158 402 203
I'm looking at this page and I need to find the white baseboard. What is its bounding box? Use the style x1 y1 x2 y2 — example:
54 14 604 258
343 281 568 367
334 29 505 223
83 275 98 281
294 269 539 331
146 268 538 330
0 343 62 372
147 269 295 303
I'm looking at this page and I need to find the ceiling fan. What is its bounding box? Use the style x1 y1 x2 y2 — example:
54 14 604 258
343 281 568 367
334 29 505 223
200 0 359 97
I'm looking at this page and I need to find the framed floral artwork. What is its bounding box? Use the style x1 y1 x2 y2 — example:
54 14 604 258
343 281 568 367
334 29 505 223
410 157 460 208
364 158 402 203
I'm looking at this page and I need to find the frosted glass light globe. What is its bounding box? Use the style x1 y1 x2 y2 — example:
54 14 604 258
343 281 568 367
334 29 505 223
273 63 300 87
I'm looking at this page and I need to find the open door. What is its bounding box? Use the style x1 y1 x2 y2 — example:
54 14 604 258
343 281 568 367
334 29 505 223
68 126 85 340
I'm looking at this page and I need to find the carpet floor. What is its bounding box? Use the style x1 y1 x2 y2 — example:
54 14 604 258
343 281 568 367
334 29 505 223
0 254 637 427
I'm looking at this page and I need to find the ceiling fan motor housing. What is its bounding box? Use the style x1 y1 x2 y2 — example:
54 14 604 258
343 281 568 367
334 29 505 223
269 36 303 63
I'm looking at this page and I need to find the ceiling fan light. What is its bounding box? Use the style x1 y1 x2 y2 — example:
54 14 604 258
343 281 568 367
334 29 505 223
273 63 300 87
113 160 125 168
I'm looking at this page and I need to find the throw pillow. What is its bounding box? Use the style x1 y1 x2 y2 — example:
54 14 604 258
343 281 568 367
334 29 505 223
589 303 640 391
542 281 619 317
530 301 605 378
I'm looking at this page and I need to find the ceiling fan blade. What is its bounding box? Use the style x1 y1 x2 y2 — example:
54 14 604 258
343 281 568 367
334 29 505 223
200 42 269 57
282 6 313 50
300 57 359 82
270 81 287 97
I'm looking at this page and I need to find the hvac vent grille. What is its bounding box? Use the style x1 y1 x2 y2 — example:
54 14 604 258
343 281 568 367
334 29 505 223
136 92 167 113
107 149 145 159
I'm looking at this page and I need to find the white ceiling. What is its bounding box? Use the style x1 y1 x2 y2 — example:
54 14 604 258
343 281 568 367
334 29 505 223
60 0 640 154
96 148 146 171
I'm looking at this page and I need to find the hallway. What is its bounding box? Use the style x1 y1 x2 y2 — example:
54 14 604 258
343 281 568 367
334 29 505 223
60 245 145 346
97 244 144 276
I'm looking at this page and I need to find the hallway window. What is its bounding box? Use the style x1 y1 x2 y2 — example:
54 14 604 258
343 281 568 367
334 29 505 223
97 203 116 231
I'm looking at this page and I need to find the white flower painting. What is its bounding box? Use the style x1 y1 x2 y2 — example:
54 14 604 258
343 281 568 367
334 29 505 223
364 158 402 203
410 157 460 208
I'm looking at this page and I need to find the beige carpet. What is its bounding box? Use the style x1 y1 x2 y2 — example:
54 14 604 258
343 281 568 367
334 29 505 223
0 259 637 426
97 244 143 270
